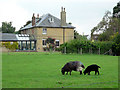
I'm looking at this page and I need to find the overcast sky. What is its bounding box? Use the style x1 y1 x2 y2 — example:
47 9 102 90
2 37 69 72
0 0 119 35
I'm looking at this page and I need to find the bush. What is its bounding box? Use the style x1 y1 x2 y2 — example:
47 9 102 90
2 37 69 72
111 34 120 56
59 39 113 54
2 42 18 51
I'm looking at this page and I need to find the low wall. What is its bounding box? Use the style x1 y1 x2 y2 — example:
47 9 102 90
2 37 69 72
0 47 10 52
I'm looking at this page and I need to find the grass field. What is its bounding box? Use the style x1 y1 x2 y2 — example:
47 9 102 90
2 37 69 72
2 52 118 88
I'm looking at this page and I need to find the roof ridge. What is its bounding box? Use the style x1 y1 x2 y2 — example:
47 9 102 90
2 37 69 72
20 13 75 30
36 14 49 26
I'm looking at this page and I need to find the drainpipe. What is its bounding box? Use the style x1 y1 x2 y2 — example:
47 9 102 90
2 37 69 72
63 28 65 43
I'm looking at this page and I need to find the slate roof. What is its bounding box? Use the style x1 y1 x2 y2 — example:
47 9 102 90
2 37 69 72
0 33 17 41
20 13 75 30
0 33 36 41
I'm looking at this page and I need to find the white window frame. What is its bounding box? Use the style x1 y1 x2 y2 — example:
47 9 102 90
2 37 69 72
42 39 46 47
49 17 54 23
55 40 60 47
42 28 47 34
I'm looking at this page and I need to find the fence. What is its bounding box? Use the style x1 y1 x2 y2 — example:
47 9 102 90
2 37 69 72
58 40 113 55
61 47 112 55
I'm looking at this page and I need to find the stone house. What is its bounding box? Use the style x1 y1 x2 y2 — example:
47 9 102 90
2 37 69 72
19 7 75 52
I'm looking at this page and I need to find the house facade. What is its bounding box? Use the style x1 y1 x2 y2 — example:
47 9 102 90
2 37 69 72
20 7 75 52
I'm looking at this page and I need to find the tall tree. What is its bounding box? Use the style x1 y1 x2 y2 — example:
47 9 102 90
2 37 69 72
1 22 15 33
91 9 120 41
91 11 112 40
113 2 120 17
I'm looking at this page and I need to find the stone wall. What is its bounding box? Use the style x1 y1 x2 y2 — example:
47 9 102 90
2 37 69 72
21 27 74 52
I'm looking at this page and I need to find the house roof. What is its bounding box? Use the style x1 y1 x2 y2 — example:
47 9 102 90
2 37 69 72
0 33 36 41
20 13 75 30
0 33 17 41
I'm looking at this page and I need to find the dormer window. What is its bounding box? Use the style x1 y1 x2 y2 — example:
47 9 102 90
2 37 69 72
49 17 54 23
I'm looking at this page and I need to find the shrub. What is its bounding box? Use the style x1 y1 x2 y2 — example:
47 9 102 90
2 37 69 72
111 34 120 56
2 42 18 51
59 39 113 54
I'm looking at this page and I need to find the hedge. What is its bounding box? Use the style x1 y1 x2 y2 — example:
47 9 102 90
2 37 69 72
59 39 113 54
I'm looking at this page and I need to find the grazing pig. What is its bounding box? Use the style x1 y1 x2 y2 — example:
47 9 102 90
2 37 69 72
84 64 101 75
61 61 85 75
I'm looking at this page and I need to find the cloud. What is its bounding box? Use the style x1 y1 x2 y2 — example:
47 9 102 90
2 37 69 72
19 0 119 3
0 0 30 31
0 0 119 34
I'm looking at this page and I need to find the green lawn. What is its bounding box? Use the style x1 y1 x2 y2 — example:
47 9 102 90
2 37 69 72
2 52 118 88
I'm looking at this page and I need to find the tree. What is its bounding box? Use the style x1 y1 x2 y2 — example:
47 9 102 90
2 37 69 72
91 9 120 41
20 20 31 30
98 31 112 41
113 2 120 17
0 27 2 32
74 30 88 41
1 22 15 33
112 34 120 56
74 30 79 39
14 30 21 34
23 20 31 27
91 11 112 41
45 37 56 51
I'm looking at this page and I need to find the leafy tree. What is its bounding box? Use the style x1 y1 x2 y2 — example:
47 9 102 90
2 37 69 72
20 20 31 30
112 34 120 56
113 2 120 17
1 22 15 33
23 20 31 27
14 30 21 34
45 37 56 51
91 11 111 41
74 30 79 39
91 10 120 41
98 31 112 41
74 30 88 41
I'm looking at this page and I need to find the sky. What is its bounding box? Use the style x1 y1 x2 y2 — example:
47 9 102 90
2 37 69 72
0 0 119 35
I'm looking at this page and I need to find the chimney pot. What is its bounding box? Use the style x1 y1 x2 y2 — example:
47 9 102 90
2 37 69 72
37 14 39 18
33 13 35 17
61 7 63 11
32 13 35 26
64 8 65 11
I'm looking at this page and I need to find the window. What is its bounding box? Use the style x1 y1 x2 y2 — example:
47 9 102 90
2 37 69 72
43 28 47 34
42 39 46 46
56 40 59 47
49 17 54 23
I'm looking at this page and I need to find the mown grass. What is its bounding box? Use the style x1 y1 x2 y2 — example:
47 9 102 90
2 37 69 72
2 52 118 88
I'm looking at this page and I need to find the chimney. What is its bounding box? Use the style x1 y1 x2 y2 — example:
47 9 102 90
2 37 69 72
32 13 35 26
37 14 39 18
60 7 67 26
